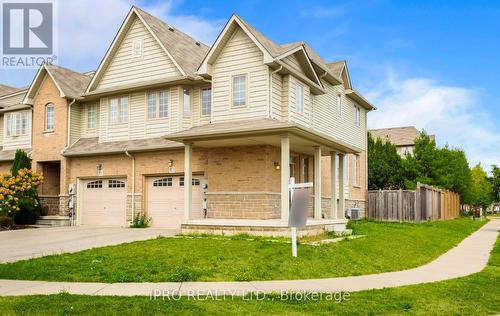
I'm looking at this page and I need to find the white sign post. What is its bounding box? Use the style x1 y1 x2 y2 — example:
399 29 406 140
289 179 313 257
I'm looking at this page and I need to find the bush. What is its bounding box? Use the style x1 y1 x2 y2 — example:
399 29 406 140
130 212 151 228
0 169 43 225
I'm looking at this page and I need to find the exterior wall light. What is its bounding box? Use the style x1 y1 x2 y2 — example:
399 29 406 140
274 162 280 170
168 160 174 167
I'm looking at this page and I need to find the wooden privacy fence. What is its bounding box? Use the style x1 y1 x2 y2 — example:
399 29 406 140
367 183 460 222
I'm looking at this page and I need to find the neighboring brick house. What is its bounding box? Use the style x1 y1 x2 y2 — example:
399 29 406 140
370 126 435 157
3 6 375 235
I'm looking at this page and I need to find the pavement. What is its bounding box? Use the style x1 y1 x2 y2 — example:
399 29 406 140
0 226 177 264
0 218 498 297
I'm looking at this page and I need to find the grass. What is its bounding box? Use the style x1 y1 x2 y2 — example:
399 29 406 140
0 232 498 315
0 217 485 282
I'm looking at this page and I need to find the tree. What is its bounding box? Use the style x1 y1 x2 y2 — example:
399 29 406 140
367 132 404 190
11 149 32 176
470 164 493 209
490 165 500 203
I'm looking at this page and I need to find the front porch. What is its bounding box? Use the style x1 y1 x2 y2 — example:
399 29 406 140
166 119 361 236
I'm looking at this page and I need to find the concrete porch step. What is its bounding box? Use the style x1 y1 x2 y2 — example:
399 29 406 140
35 216 70 227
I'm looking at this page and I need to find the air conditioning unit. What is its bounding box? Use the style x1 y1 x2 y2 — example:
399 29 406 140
347 208 361 220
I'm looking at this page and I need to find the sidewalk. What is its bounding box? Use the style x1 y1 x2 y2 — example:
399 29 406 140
0 219 498 296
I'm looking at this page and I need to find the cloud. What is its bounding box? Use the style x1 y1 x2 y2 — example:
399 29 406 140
56 0 223 71
300 7 346 19
366 68 500 170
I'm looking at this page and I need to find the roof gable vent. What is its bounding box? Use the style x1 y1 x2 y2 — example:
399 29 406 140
195 41 201 46
168 25 174 32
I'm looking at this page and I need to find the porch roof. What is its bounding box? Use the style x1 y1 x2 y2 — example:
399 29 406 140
165 118 362 154
0 148 31 162
62 137 182 157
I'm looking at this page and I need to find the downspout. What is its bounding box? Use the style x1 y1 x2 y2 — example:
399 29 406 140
125 150 135 223
269 65 283 119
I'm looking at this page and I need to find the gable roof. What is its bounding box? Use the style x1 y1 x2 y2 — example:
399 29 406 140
24 64 93 104
0 84 18 96
86 6 209 92
369 126 435 146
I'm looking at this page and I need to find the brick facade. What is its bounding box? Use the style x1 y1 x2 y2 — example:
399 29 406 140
0 162 11 175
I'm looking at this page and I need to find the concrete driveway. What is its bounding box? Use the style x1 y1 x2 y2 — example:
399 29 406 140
0 226 178 263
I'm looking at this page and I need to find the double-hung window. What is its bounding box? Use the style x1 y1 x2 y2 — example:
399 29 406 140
6 112 28 136
45 103 54 131
232 74 247 107
87 104 97 129
201 87 211 116
147 91 169 119
336 94 342 116
354 106 361 127
353 155 360 186
183 88 191 118
109 97 129 124
296 82 303 113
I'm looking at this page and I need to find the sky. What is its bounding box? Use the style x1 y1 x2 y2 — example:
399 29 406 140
1 0 499 170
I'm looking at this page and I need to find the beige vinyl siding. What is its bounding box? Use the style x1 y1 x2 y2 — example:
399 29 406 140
145 88 173 138
0 116 3 146
190 87 210 127
0 92 26 107
288 76 312 128
2 110 32 150
96 17 182 91
69 104 82 144
312 79 366 150
282 54 305 77
129 92 146 140
211 27 269 123
271 72 283 120
281 75 290 121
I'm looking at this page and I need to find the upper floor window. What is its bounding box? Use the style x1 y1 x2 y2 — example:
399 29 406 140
45 103 54 131
183 88 191 118
336 94 342 116
6 112 28 136
87 104 97 129
296 82 303 113
132 39 142 58
109 96 129 124
201 87 211 116
147 90 169 119
232 74 247 107
352 154 360 186
354 106 361 127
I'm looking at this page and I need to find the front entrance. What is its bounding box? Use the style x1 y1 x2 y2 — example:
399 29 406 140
146 175 204 228
38 161 61 215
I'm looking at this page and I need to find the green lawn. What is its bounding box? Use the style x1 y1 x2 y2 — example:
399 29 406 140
0 232 498 315
0 218 485 282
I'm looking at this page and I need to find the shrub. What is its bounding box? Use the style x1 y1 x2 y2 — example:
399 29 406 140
0 169 43 225
11 149 32 176
130 212 151 228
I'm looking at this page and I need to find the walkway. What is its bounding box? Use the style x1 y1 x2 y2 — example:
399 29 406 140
0 219 498 296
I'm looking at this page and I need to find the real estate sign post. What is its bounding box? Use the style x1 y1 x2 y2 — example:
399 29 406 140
289 180 313 257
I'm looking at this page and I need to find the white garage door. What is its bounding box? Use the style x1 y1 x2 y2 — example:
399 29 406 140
80 178 127 226
147 176 204 228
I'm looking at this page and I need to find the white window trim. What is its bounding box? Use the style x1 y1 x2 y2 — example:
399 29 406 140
231 73 248 108
132 39 143 58
146 90 169 120
352 154 360 187
6 111 29 137
182 87 191 118
200 86 212 116
86 104 97 130
295 81 304 113
336 94 342 116
354 106 361 127
109 96 129 124
45 103 54 132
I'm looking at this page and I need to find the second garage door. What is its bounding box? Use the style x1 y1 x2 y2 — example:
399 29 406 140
80 178 127 226
147 176 204 228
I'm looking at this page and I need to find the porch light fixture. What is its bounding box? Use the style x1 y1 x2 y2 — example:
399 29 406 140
96 164 103 176
168 160 174 167
274 162 280 170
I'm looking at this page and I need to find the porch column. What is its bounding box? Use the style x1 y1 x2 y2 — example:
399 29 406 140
281 135 290 221
330 151 338 218
313 146 322 219
338 153 345 219
183 142 192 220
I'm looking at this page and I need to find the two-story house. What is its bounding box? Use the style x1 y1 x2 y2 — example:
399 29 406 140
13 6 374 235
0 86 31 174
370 126 435 157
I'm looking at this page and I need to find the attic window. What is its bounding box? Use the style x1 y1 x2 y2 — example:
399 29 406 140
132 39 142 58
